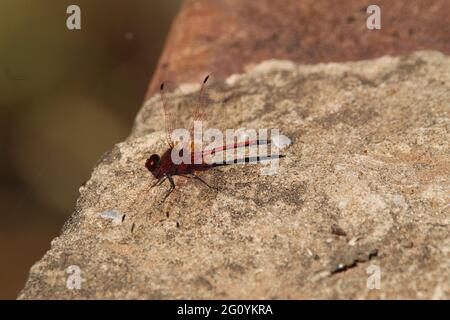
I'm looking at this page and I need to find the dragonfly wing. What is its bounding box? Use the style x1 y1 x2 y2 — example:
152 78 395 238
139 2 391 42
159 81 193 148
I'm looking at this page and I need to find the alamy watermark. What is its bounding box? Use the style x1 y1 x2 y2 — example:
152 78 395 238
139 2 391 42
66 265 84 290
366 264 381 290
366 5 381 30
169 121 290 175
66 5 81 30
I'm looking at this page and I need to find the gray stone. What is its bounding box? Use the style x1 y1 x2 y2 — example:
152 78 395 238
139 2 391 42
19 51 449 299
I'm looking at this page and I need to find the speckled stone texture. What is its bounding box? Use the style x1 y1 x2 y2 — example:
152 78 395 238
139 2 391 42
19 51 449 299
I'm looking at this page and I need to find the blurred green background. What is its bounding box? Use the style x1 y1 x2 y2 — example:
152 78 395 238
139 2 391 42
0 0 181 299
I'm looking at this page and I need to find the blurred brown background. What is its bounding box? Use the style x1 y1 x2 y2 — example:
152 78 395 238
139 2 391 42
0 0 181 299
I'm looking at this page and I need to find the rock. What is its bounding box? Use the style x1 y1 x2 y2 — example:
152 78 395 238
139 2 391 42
100 209 125 225
331 224 347 237
148 0 450 95
19 51 449 299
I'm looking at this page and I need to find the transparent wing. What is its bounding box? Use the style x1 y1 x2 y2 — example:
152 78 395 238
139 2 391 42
159 72 229 155
158 80 191 148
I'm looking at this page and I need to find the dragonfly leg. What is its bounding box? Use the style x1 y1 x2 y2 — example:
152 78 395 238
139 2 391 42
162 174 176 202
190 173 218 191
151 176 167 188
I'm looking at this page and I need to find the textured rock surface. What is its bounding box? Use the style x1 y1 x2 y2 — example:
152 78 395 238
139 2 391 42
148 0 450 95
19 51 449 299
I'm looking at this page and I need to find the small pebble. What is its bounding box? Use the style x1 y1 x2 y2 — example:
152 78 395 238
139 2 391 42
306 248 320 260
331 224 347 236
100 209 124 225
402 240 414 248
348 237 360 246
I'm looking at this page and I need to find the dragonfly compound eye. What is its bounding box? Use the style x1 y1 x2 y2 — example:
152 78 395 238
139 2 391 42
145 154 161 172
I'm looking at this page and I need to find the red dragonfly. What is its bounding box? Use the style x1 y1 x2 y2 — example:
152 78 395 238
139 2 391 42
145 75 281 201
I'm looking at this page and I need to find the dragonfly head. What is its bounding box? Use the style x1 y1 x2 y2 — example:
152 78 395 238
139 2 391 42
145 154 161 176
